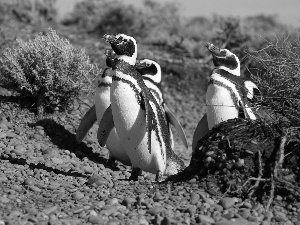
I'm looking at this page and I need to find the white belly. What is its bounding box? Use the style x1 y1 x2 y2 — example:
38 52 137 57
94 87 130 166
110 80 166 174
206 84 238 130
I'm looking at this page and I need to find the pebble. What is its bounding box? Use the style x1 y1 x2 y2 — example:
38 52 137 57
51 157 64 164
196 214 215 224
122 197 136 207
0 195 10 203
89 215 104 224
28 185 42 192
0 132 6 138
23 178 35 186
147 207 164 215
72 192 85 200
190 192 200 204
219 197 238 209
274 210 288 222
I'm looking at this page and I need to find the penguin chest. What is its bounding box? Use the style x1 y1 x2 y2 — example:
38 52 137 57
94 87 111 123
95 86 131 165
110 79 166 173
206 84 239 130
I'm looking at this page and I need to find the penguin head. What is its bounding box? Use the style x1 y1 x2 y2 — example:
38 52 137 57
135 59 161 84
206 42 240 76
103 33 137 65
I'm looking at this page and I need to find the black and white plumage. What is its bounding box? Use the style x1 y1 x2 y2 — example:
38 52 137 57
99 33 185 181
192 43 261 150
205 42 261 130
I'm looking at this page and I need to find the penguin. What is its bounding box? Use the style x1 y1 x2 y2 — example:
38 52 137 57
135 58 188 150
76 53 188 167
192 43 261 150
76 50 131 166
100 33 185 181
205 42 260 130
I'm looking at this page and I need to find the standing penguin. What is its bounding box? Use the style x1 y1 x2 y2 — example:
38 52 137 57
135 58 188 150
192 43 260 150
76 50 131 166
99 33 185 181
76 54 188 167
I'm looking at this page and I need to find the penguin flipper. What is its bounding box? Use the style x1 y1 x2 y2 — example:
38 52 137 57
76 105 97 143
164 104 188 150
192 113 209 151
97 105 114 147
238 100 249 119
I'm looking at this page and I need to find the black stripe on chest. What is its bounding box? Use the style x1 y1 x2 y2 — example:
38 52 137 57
112 76 144 109
112 59 172 156
209 69 248 98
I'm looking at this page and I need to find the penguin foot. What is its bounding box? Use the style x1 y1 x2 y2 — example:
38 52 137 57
155 171 164 182
129 167 142 181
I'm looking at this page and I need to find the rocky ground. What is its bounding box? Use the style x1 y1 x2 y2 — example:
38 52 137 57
0 90 300 225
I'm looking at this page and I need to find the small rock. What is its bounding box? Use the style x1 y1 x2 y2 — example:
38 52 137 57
51 157 64 164
190 192 200 205
122 197 136 207
89 215 104 224
83 165 94 174
72 192 84 200
28 185 42 192
195 214 215 224
274 210 288 222
0 195 10 203
0 132 6 139
23 178 35 186
219 197 238 209
147 207 163 215
243 202 252 209
264 211 273 220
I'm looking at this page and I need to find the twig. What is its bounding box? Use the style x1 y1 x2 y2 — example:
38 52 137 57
266 174 275 211
248 150 263 197
266 133 288 211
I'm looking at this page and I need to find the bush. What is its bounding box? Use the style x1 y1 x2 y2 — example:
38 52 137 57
0 0 57 24
247 34 300 127
0 28 99 119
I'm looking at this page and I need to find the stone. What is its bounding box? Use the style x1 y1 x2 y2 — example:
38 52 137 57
195 214 215 224
219 197 238 209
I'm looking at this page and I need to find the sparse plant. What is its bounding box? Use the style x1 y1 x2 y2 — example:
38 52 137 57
247 35 300 127
0 28 99 119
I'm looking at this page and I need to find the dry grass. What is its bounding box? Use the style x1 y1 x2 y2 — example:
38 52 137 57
247 35 300 128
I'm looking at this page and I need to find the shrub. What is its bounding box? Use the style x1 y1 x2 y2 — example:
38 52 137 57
0 0 57 24
0 27 99 119
247 34 300 127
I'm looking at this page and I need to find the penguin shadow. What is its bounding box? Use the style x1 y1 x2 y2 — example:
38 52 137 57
29 118 119 171
0 154 86 178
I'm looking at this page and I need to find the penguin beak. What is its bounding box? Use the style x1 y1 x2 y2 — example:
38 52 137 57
105 49 116 68
206 42 222 56
104 49 116 58
103 34 117 44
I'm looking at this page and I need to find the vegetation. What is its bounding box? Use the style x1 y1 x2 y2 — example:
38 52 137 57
247 36 300 127
0 28 99 119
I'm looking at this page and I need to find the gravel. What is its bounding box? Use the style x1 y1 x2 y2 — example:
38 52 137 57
0 98 299 225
